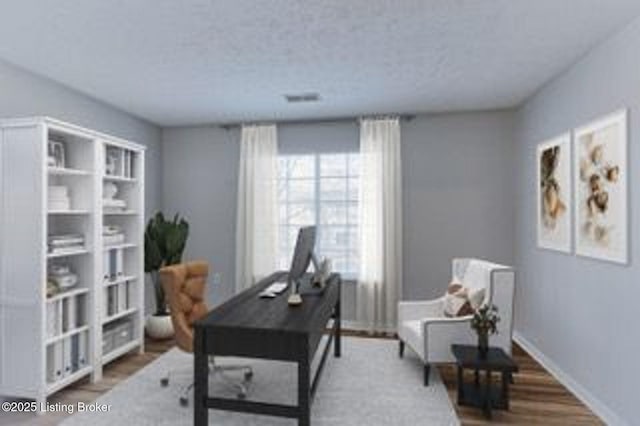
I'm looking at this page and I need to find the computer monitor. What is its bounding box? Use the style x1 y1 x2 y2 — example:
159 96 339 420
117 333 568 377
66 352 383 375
288 226 317 289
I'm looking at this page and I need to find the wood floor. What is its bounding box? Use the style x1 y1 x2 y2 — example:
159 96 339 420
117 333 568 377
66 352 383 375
21 334 602 425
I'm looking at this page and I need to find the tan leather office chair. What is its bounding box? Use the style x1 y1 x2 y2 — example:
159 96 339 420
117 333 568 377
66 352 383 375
159 260 253 406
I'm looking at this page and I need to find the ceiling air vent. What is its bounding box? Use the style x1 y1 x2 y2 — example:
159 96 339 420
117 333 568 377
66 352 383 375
284 93 320 103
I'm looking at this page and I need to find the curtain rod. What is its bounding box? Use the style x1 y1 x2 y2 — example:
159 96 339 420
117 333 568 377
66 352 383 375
219 114 415 130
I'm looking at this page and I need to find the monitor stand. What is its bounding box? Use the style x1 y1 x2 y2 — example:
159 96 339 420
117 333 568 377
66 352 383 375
297 275 325 296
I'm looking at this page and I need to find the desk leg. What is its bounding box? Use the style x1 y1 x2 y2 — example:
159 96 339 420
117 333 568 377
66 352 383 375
194 328 208 426
298 348 311 426
334 296 341 358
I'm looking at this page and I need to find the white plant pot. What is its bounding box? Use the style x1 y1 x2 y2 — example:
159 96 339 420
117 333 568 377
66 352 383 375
145 314 174 340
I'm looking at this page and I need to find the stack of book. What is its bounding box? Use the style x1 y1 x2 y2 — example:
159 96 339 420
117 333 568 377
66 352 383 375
48 185 71 211
48 234 85 254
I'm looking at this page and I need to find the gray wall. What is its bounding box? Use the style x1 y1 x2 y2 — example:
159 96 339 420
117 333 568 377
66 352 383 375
162 112 516 320
0 59 162 216
513 16 640 425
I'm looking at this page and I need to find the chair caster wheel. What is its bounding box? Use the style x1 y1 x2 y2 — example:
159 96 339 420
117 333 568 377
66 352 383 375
160 378 169 387
244 371 253 381
179 397 189 407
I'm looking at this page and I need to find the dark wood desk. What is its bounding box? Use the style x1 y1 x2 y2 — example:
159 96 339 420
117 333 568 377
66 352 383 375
194 272 341 426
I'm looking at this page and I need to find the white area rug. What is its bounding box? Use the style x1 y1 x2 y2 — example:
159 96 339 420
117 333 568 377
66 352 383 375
59 337 458 425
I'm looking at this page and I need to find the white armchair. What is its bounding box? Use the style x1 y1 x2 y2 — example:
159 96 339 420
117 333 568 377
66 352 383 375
397 258 515 385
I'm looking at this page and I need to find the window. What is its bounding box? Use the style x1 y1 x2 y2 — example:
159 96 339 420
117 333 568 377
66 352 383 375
277 153 360 278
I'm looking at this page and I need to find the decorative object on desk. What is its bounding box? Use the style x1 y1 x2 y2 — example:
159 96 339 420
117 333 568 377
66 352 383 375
537 133 571 253
144 212 189 338
48 140 66 168
311 257 331 288
471 304 500 358
574 109 628 264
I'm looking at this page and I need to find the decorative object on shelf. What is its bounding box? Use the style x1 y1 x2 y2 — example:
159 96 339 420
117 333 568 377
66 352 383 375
537 133 571 253
103 224 125 246
48 185 71 211
144 212 189 339
47 140 66 168
103 182 127 212
46 279 60 298
47 263 78 293
47 234 85 254
574 109 628 264
470 304 500 359
105 147 120 176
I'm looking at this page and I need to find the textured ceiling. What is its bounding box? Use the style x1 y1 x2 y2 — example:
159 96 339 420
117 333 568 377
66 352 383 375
1 1 639 126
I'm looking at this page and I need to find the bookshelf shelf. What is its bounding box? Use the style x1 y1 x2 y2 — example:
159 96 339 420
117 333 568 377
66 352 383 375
0 117 145 407
47 249 90 259
102 308 138 325
46 287 90 303
48 167 92 177
103 242 137 250
103 275 138 287
46 325 90 345
102 340 139 365
48 210 91 215
46 366 93 396
103 174 137 183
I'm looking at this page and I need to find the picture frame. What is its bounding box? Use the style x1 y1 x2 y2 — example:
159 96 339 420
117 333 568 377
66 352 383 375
536 133 572 253
573 109 628 264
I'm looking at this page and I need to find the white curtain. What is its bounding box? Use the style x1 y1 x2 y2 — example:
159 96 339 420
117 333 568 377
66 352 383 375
357 118 403 331
235 124 279 293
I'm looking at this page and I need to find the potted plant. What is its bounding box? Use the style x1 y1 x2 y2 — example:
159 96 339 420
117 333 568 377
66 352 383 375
144 212 189 339
471 304 500 358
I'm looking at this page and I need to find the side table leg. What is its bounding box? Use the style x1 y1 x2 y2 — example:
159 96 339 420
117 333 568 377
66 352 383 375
502 371 510 410
484 369 492 420
457 366 464 405
474 368 479 387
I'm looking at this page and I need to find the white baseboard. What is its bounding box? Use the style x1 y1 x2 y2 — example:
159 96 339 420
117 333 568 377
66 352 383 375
513 330 626 426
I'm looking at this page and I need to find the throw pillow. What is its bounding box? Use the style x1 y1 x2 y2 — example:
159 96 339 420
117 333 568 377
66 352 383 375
468 287 486 311
443 281 474 317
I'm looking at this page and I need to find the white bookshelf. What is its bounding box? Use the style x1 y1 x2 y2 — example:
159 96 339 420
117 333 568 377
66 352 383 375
0 117 145 407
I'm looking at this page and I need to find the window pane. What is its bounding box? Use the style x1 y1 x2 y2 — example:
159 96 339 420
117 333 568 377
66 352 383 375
320 178 346 201
319 227 351 252
288 156 315 178
346 201 358 224
347 177 359 201
320 203 347 225
348 154 360 176
286 203 315 225
288 179 315 202
320 154 347 177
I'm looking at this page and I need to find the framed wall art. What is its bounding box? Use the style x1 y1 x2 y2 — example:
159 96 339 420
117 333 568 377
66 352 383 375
574 109 628 264
537 133 571 253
